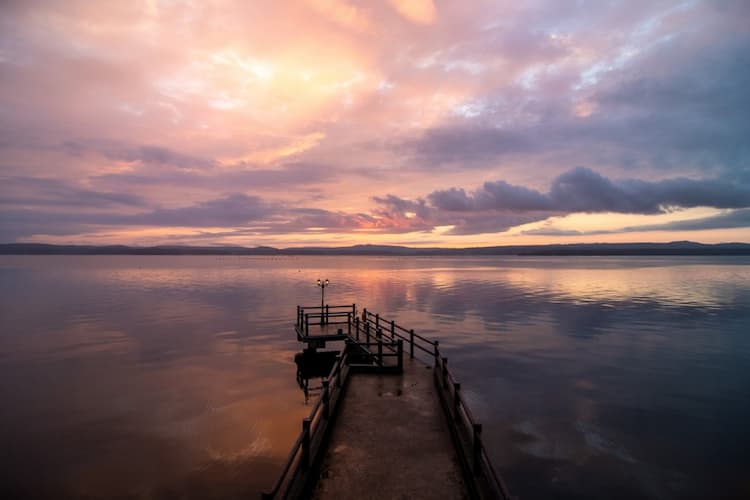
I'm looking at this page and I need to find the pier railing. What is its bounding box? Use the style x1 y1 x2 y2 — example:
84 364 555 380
264 305 511 500
361 308 511 500
262 351 351 500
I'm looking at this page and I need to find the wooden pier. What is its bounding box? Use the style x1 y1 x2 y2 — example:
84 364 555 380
263 305 512 500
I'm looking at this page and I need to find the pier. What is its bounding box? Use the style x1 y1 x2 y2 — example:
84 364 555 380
263 305 512 500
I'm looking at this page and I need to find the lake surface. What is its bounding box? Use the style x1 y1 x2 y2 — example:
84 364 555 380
1 255 749 499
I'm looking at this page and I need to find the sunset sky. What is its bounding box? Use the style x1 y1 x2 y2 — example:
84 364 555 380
1 0 749 247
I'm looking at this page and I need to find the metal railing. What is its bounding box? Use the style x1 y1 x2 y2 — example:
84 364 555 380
262 352 350 500
263 305 511 500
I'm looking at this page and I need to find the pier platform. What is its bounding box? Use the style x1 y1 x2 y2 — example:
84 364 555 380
313 358 465 499
263 305 512 500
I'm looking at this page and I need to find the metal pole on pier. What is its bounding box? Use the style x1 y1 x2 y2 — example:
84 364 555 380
317 278 329 325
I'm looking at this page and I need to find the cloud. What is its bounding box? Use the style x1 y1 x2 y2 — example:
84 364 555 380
61 141 216 169
429 167 750 215
0 177 147 208
406 32 750 172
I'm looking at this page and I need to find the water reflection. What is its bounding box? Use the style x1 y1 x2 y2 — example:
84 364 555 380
1 255 749 499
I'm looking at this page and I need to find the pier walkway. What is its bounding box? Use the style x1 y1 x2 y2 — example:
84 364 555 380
312 359 465 499
262 305 512 500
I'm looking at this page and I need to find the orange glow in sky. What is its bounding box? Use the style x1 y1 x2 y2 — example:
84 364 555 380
1 1 749 247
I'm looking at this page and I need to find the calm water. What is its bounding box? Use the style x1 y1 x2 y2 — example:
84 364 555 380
1 255 749 499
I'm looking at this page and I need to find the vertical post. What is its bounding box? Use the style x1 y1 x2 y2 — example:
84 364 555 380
301 418 311 471
363 308 367 322
442 357 449 389
305 314 309 336
397 339 403 372
322 380 330 418
409 329 415 359
335 356 342 388
347 312 351 335
434 340 440 365
453 382 461 420
365 322 370 344
377 328 383 366
325 304 329 325
355 317 360 341
352 303 356 318
296 305 300 327
473 423 483 473
375 313 380 329
390 320 395 340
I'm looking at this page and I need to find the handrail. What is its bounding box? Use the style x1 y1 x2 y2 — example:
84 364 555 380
262 352 351 499
269 305 510 500
434 349 512 500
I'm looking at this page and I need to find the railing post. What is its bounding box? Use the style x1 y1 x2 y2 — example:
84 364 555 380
352 303 356 318
301 418 311 471
409 329 415 359
325 304 329 325
363 308 367 322
453 382 461 420
377 328 383 366
335 356 342 388
442 357 449 389
397 339 403 372
296 305 300 328
365 321 370 344
347 312 351 335
375 313 380 329
305 314 309 336
355 317 360 341
390 320 395 340
434 340 440 365
322 380 330 418
473 423 483 473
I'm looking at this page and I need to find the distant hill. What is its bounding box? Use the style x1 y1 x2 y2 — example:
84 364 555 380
2 241 750 256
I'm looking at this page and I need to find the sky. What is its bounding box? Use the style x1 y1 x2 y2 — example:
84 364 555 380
1 0 749 248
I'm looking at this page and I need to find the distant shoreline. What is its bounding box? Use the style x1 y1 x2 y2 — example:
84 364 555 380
2 242 749 256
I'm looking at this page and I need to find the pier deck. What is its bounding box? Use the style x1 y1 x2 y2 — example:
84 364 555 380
313 358 465 499
263 305 511 500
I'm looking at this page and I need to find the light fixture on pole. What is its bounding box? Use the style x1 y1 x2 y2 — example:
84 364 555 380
317 278 329 325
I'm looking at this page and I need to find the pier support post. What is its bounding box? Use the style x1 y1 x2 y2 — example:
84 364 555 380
377 328 383 366
301 418 311 471
434 340 440 366
322 380 330 419
397 340 403 372
409 329 414 359
335 356 342 388
473 423 483 473
453 382 461 420
442 357 449 389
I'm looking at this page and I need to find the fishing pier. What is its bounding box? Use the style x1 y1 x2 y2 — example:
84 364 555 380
263 304 512 500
